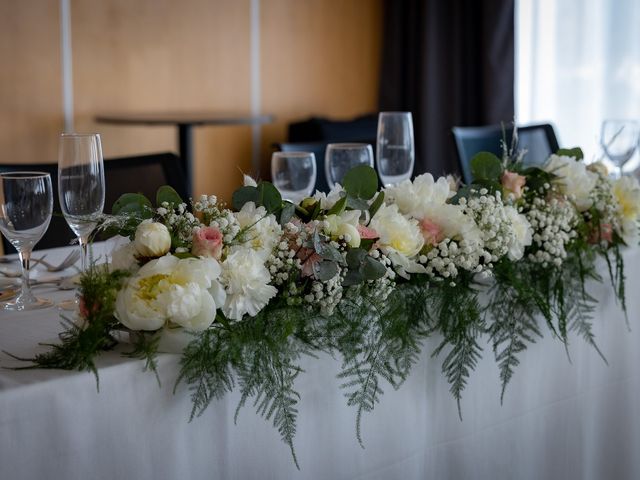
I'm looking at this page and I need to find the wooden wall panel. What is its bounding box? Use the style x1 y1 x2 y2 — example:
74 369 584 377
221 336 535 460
71 0 253 201
0 0 62 164
259 0 383 176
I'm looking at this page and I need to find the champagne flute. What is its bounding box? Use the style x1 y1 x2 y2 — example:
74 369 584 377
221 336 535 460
325 143 374 190
0 172 53 310
601 120 639 178
271 152 317 203
58 133 105 272
376 112 415 186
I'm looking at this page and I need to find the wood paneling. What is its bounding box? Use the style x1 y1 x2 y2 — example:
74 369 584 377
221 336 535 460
0 0 62 164
71 0 253 201
260 0 383 175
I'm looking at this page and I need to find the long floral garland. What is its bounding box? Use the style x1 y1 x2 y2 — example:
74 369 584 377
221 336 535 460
17 143 639 468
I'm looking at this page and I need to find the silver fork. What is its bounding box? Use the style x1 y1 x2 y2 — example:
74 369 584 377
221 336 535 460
33 250 82 272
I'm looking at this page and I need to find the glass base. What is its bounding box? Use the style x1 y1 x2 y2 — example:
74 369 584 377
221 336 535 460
57 298 79 311
2 296 53 311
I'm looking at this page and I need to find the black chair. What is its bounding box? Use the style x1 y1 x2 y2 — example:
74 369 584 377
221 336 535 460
273 142 330 193
452 123 559 183
0 152 187 253
288 114 378 145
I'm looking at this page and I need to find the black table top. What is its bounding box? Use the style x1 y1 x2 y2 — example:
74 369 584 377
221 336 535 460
95 111 274 126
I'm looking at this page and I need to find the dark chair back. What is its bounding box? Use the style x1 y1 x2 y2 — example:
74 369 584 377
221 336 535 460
452 123 559 183
288 114 378 146
273 142 330 194
0 152 187 253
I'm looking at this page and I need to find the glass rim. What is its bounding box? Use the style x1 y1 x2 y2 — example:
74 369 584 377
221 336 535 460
60 132 101 138
379 111 412 116
0 171 52 180
272 151 316 158
327 142 372 149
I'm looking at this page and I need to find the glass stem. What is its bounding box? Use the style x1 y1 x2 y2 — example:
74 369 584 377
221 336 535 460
79 235 89 272
18 249 32 300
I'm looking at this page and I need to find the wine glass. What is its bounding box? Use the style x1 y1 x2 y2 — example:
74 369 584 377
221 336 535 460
58 133 105 272
376 112 415 186
325 143 374 190
0 172 53 310
271 152 317 203
601 120 639 178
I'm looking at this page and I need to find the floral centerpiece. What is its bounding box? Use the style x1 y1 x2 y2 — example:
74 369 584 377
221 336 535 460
15 137 639 468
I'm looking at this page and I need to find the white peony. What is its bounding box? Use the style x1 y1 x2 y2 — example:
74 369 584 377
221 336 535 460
133 221 172 257
544 155 597 211
504 206 533 260
234 202 283 259
384 173 453 218
613 175 640 244
114 256 225 332
221 247 277 320
369 203 424 261
323 210 361 247
110 242 139 273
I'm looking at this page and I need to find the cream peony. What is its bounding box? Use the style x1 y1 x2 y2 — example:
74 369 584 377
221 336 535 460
133 221 172 257
384 173 452 218
504 206 533 260
234 202 283 258
221 247 277 320
544 155 597 211
369 203 424 259
110 242 139 273
613 176 640 244
114 256 225 332
323 210 361 247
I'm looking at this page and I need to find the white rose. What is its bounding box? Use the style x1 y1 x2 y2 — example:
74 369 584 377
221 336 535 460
221 247 277 320
114 256 225 331
504 206 533 260
544 155 597 211
323 210 361 247
369 203 424 259
133 221 172 257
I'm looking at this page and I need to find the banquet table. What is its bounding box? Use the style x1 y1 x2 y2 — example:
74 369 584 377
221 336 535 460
1 243 639 480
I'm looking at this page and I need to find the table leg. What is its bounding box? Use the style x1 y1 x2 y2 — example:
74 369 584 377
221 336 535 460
178 123 193 198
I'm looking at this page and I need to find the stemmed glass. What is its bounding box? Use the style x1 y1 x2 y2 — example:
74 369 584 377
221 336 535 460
601 120 639 178
0 172 53 310
271 152 317 203
58 133 105 273
325 143 374 190
376 112 415 186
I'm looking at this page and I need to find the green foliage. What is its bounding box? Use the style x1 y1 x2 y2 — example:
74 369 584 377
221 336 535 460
112 193 153 217
342 165 378 200
556 147 584 160
125 331 162 386
470 152 503 182
156 185 183 207
232 181 283 213
368 191 385 219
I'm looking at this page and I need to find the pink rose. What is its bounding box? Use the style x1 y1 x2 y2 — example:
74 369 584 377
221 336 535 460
192 226 223 259
356 224 378 240
501 171 526 199
420 218 443 246
588 223 613 245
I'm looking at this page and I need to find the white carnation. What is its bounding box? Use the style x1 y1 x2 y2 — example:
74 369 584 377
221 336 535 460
221 248 277 320
115 256 225 331
313 184 345 210
384 173 452 218
544 155 597 211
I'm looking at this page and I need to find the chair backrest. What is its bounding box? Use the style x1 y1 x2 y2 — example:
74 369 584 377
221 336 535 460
273 142 330 193
452 123 559 183
288 114 378 145
0 152 187 253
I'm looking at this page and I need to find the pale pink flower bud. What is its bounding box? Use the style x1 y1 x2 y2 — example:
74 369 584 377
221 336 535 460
192 226 223 259
501 170 526 199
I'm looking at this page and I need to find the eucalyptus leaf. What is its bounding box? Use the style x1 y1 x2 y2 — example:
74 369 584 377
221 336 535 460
361 256 386 280
258 182 282 213
342 165 378 200
318 243 345 265
346 197 370 211
470 152 503 182
368 191 385 219
112 193 153 217
327 196 347 216
280 202 296 226
232 186 259 211
342 270 364 287
312 260 339 281
346 248 367 269
156 185 183 207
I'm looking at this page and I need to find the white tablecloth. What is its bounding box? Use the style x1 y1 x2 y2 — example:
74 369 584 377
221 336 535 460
0 243 639 480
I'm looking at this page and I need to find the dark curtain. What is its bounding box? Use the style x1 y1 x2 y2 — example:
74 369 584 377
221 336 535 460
379 0 515 177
